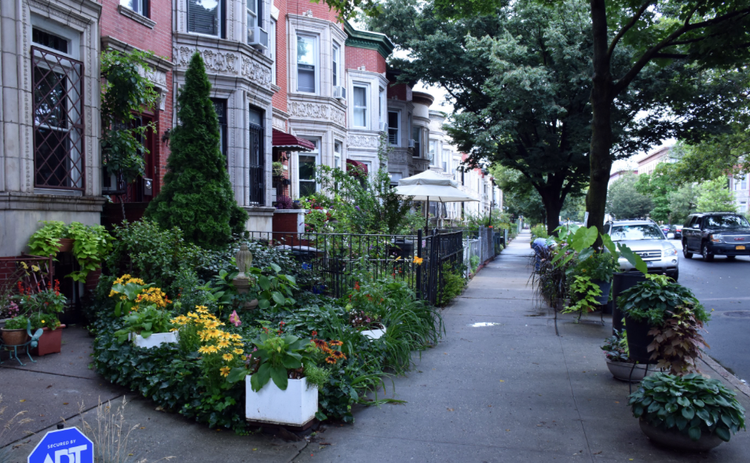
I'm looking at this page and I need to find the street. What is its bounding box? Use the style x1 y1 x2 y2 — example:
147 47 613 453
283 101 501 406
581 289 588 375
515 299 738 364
668 239 750 382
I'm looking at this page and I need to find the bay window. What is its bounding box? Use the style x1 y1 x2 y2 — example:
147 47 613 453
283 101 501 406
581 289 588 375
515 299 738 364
188 0 223 37
353 84 368 128
297 35 317 94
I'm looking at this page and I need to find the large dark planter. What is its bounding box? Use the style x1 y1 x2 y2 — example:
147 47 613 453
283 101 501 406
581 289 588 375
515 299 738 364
592 279 612 306
612 272 647 333
625 316 655 364
639 419 723 451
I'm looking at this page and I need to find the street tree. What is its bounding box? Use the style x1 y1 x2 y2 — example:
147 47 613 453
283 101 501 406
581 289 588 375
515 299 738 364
635 163 676 223
696 177 737 213
667 183 698 225
145 53 248 250
490 165 546 225
607 173 652 220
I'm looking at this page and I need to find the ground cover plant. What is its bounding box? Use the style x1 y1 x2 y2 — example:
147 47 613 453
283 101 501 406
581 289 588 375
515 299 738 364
92 222 445 431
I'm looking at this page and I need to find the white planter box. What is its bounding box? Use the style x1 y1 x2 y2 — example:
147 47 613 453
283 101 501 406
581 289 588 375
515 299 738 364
130 331 179 349
245 376 318 427
360 327 386 340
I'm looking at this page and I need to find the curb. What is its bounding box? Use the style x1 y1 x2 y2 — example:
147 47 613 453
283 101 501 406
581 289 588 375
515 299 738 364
700 355 750 399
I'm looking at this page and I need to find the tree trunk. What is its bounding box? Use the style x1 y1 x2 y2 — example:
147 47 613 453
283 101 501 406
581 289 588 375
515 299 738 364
539 191 563 236
587 0 614 236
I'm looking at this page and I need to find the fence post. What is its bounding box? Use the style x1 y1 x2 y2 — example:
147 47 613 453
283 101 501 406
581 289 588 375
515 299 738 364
416 229 423 301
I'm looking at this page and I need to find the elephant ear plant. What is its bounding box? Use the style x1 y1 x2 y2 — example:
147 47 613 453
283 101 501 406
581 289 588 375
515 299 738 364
629 373 746 443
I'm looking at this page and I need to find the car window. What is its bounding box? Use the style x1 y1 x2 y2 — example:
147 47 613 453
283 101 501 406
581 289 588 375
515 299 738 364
610 224 664 241
705 215 750 229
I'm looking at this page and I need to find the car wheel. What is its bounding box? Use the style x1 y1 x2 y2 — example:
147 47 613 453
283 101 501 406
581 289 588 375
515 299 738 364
701 242 714 262
727 256 737 261
667 268 679 281
682 242 693 259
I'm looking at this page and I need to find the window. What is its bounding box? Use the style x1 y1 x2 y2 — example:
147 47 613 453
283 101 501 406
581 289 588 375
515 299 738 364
379 87 385 128
246 0 264 44
188 0 222 37
120 0 149 17
332 44 340 88
32 27 84 190
211 99 228 166
248 106 264 205
388 111 399 145
352 85 368 128
412 126 421 157
297 35 317 93
269 20 276 84
298 139 318 197
736 176 748 190
334 141 342 169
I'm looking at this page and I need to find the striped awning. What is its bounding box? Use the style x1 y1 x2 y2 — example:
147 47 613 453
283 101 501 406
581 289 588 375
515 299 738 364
272 129 315 151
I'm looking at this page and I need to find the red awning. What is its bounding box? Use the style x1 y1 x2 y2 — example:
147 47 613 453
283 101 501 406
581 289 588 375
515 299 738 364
272 129 315 152
346 159 369 176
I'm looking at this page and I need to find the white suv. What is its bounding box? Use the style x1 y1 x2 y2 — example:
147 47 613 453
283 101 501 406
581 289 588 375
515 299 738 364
603 220 680 280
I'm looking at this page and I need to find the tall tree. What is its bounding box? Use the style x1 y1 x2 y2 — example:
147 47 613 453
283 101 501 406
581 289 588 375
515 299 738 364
635 163 676 223
667 183 698 225
696 177 737 213
490 165 546 225
607 173 653 219
145 53 248 250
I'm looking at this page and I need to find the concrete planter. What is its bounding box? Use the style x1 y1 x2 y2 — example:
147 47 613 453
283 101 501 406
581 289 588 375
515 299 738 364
639 418 724 451
360 326 386 340
605 358 651 382
245 376 318 427
130 331 179 349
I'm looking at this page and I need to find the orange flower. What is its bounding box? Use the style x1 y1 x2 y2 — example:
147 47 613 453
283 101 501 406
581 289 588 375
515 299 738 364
354 281 360 291
329 340 343 347
332 350 346 360
325 356 337 364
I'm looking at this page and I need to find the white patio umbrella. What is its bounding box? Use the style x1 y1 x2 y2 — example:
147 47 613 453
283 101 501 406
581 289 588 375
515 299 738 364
395 170 479 232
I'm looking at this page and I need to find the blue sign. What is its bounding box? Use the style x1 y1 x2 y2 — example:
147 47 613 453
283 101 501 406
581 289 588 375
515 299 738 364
28 427 93 463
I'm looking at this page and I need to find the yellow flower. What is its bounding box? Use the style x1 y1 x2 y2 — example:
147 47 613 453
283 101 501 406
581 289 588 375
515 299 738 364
20 262 29 270
233 348 244 355
218 340 229 348
413 256 424 266
220 366 231 377
222 353 233 362
31 265 40 272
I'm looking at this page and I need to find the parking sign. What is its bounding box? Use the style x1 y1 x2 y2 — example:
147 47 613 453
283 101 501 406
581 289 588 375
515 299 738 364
28 427 93 463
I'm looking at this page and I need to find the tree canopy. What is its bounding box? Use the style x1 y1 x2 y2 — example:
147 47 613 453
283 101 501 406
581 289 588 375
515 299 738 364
607 173 653 220
696 177 737 213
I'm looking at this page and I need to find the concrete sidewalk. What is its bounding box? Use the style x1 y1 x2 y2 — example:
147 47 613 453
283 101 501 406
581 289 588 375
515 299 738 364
3 231 750 462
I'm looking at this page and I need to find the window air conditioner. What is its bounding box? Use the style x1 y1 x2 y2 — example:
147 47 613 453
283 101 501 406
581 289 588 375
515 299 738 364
408 139 416 148
379 122 387 132
248 26 269 50
333 86 346 99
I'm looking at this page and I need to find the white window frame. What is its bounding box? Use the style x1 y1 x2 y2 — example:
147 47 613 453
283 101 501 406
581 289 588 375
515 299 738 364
269 19 276 85
379 87 385 128
120 0 148 16
388 111 400 146
296 34 318 94
187 0 223 38
428 140 437 165
332 43 340 88
334 140 342 169
298 139 319 197
247 0 258 32
352 83 369 129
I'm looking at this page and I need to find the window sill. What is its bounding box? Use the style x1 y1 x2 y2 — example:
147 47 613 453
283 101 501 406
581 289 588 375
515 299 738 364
118 5 156 29
34 188 83 197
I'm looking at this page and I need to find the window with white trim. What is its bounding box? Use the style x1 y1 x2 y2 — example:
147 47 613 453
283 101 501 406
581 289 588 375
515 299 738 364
412 126 421 158
334 141 342 169
298 139 318 197
188 0 223 37
120 0 149 17
31 23 85 190
429 140 437 164
332 43 340 88
352 84 368 128
379 87 385 128
388 111 399 145
297 35 317 94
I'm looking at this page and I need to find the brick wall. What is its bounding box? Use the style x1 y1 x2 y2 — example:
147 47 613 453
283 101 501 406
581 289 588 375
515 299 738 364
345 47 386 74
388 82 411 101
272 0 288 113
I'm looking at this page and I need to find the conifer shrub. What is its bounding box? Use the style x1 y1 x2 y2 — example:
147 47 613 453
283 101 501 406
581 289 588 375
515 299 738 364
145 52 247 250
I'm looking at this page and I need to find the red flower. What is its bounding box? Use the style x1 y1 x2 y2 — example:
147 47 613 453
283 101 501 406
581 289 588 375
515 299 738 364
311 330 318 337
354 282 360 291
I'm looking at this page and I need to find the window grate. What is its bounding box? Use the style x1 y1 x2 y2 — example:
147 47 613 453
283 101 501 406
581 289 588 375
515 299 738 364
32 46 85 190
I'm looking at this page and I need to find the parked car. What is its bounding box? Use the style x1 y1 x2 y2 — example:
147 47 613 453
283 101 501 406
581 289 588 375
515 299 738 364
603 220 680 280
661 224 671 236
682 212 750 261
665 224 682 240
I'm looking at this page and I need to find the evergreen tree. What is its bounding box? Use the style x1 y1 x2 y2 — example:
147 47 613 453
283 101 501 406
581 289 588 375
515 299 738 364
145 53 247 250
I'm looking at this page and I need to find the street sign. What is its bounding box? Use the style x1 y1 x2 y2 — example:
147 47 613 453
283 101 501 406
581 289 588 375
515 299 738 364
28 427 93 463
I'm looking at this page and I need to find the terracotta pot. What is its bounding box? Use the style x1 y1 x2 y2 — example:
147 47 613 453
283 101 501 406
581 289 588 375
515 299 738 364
57 238 75 253
1 328 29 346
32 325 65 356
639 418 724 451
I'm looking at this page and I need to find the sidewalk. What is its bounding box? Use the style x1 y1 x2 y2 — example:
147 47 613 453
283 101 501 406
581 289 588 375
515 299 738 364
3 231 750 462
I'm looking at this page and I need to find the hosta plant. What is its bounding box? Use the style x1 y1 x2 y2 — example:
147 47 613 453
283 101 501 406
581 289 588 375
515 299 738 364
629 373 746 442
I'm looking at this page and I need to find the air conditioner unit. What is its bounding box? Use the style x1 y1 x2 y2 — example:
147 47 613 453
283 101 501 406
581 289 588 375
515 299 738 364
102 170 125 195
408 139 416 148
333 86 346 99
248 26 269 50
379 122 387 132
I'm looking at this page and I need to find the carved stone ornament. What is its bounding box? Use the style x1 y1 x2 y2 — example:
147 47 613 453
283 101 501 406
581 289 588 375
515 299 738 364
173 46 271 85
347 135 380 149
289 102 345 126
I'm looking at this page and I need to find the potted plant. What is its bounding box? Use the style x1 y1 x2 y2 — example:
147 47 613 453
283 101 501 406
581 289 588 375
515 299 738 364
272 161 284 177
113 306 176 348
572 250 619 305
349 309 386 340
1 315 30 346
228 325 342 427
617 275 709 365
17 280 68 356
629 373 746 450
601 329 650 382
27 221 71 256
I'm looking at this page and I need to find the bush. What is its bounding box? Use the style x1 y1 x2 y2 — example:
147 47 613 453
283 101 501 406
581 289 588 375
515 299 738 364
530 223 548 241
437 261 466 306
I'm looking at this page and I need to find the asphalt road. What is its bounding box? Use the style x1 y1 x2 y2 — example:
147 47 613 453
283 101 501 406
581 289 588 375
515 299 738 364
669 239 750 382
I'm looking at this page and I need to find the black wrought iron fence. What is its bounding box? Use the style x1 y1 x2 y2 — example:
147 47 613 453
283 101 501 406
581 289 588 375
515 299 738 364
245 229 464 303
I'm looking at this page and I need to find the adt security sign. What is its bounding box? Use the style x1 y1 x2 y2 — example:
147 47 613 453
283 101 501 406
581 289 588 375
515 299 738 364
28 427 93 463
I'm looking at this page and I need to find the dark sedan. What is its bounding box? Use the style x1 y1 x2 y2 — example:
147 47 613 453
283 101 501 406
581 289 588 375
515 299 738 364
682 213 750 261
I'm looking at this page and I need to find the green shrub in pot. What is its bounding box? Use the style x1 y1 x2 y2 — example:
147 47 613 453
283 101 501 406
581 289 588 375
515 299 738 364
617 274 710 327
629 373 745 443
